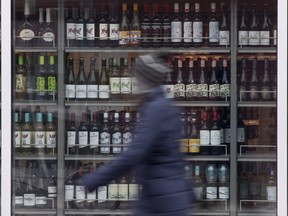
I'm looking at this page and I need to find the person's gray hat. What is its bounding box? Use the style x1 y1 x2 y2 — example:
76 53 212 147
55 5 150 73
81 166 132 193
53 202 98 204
132 53 170 93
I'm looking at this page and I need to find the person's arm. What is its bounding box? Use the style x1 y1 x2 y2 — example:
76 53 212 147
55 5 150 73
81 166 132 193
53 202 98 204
82 102 164 192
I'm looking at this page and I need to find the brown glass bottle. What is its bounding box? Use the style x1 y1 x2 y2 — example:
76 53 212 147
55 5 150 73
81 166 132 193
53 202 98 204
151 4 162 47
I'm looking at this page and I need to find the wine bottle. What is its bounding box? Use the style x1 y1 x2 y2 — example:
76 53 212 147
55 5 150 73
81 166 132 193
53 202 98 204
198 59 208 100
85 7 96 46
36 163 48 209
130 3 141 47
87 57 98 100
65 165 75 208
66 8 76 46
75 6 85 46
97 163 108 209
238 5 249 46
46 112 56 155
14 112 22 154
266 166 277 209
200 110 210 155
100 112 111 154
260 4 270 46
193 164 203 200
75 163 86 208
119 176 128 209
188 112 200 155
86 163 97 208
38 8 45 39
98 4 108 47
239 58 248 101
208 3 219 46
111 112 122 154
107 179 119 209
162 4 171 47
26 54 36 100
224 111 231 154
249 5 260 46
41 8 56 46
122 112 132 152
210 111 221 155
16 54 27 101
65 58 76 100
219 3 229 46
78 112 89 155
218 164 229 200
67 112 77 155
192 3 203 47
120 58 131 100
249 58 259 100
108 4 120 47
171 3 182 47
119 3 130 47
261 58 271 100
205 164 218 209
36 55 47 100
47 55 57 100
220 59 230 101
185 58 197 100
151 4 162 47
182 3 192 47
140 4 151 48
76 57 87 100
209 59 220 100
21 112 34 154
174 58 185 100
89 112 99 155
15 161 24 208
99 58 110 100
237 112 246 154
109 58 121 100
23 162 36 208
34 112 45 155
179 113 188 153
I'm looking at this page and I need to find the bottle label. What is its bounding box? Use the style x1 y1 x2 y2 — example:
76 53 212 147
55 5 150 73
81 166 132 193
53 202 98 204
26 76 35 94
67 131 76 146
194 187 203 200
87 85 98 98
97 186 107 203
183 21 192 43
171 21 182 42
79 131 88 147
219 30 230 45
20 29 35 41
16 74 26 93
198 84 208 98
75 185 85 201
21 131 31 147
99 85 110 99
66 23 76 40
129 30 141 45
46 131 56 148
128 184 139 199
179 139 188 153
76 85 87 99
48 186 57 197
220 84 230 98
273 30 277 45
118 184 128 200
131 77 138 94
112 132 122 154
99 23 108 40
206 187 217 199
261 86 271 99
266 186 276 201
75 23 84 40
120 77 131 94
200 130 210 145
15 196 24 205
23 194 36 206
65 185 74 201
151 23 161 42
141 23 150 43
87 190 96 203
36 77 46 96
36 196 47 205
188 138 200 153
35 131 45 148
162 85 175 98
15 131 21 148
237 128 245 143
174 84 185 98
224 128 231 143
260 31 270 45
249 85 258 99
239 85 247 100
89 131 99 148
110 77 121 94
219 186 229 199
123 131 132 152
209 21 219 42
249 31 260 45
100 132 110 153
162 22 171 43
43 32 55 42
220 128 224 144
209 84 220 98
86 23 95 40
186 84 198 98
108 183 119 199
238 30 248 45
109 24 119 40
193 21 203 43
65 84 76 99
119 31 130 45
210 130 221 145
48 76 56 96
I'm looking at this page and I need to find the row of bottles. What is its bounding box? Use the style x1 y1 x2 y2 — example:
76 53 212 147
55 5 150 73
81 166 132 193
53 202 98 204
14 160 57 209
65 162 140 210
66 110 138 155
15 53 57 101
14 111 57 155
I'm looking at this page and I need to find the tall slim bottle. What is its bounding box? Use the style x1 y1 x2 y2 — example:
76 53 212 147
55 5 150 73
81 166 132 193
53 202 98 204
36 164 48 209
261 58 271 100
192 3 203 47
249 5 260 46
75 6 85 46
162 62 174 99
36 55 47 100
108 4 120 47
120 58 131 100
210 111 221 155
98 4 108 47
97 163 108 209
76 57 87 100
220 59 230 101
41 8 56 46
75 163 86 208
198 59 208 100
140 4 151 48
16 54 27 101
193 164 203 201
205 164 218 209
26 54 36 100
188 113 200 155
119 3 130 47
23 162 36 208
78 112 89 155
151 4 162 47
65 165 75 208
130 3 141 47
122 112 133 152
208 3 219 46
85 7 96 46
99 58 110 100
219 3 229 46
89 112 100 155
66 8 76 46
109 58 121 100
239 58 248 101
260 5 270 46
182 3 192 47
218 164 229 200
46 112 56 155
174 59 185 100
47 55 57 100
162 4 171 47
171 3 182 47
249 58 259 101
65 58 76 100
67 112 77 155
200 110 210 155
21 112 34 154
86 163 97 208
87 57 98 100
38 8 45 40
15 161 24 208
100 112 111 154
209 59 220 100
238 5 248 46
111 113 122 154
34 112 45 155
266 166 277 209
14 112 22 154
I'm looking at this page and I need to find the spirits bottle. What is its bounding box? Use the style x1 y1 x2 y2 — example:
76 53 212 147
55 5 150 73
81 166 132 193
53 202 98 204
174 58 185 100
109 58 121 100
182 3 192 47
76 57 87 100
120 58 131 100
249 58 259 101
34 112 45 155
140 4 151 48
67 112 77 155
47 55 57 100
21 112 34 154
171 3 182 47
66 8 76 46
119 3 130 47
36 55 47 100
89 112 99 155
111 112 122 154
26 54 36 100
108 4 120 47
16 54 27 101
192 3 203 47
261 58 271 100
210 111 221 155
200 110 210 155
198 59 208 100
14 112 22 154
46 112 56 155
151 4 162 47
41 8 56 46
220 59 230 101
130 3 141 47
219 3 229 46
238 5 248 46
78 112 89 155
239 58 248 101
99 58 110 100
98 4 109 47
208 3 219 46
188 112 200 155
122 112 133 152
87 57 98 100
218 164 229 200
249 5 260 46
75 6 85 46
85 7 96 46
65 58 76 100
100 112 111 154
162 4 171 47
260 4 270 46
209 59 220 100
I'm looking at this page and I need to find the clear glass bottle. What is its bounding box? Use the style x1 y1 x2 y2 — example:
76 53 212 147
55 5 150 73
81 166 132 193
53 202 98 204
249 5 260 46
249 58 259 101
130 3 141 47
238 5 249 46
261 58 271 100
260 4 270 46
119 3 130 47
219 2 229 46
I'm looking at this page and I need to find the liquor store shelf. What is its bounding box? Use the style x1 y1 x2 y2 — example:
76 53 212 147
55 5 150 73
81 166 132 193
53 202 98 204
14 209 57 215
64 47 231 54
238 152 276 162
238 101 276 108
15 47 58 53
14 101 58 106
15 155 57 160
238 47 277 54
237 210 276 216
65 100 230 107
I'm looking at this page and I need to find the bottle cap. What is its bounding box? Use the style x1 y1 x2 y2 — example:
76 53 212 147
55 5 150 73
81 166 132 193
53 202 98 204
133 3 138 11
18 55 24 65
79 57 84 66
195 3 200 11
49 55 54 65
46 8 51 23
122 3 127 11
211 2 216 10
36 112 43 123
47 112 53 122
143 4 149 12
153 4 159 13
39 55 45 65
185 3 190 12
178 59 182 68
212 59 216 68
200 59 205 67
15 112 19 122
174 3 179 11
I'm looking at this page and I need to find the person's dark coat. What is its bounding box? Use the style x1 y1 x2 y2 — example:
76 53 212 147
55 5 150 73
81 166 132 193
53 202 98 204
82 87 190 216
